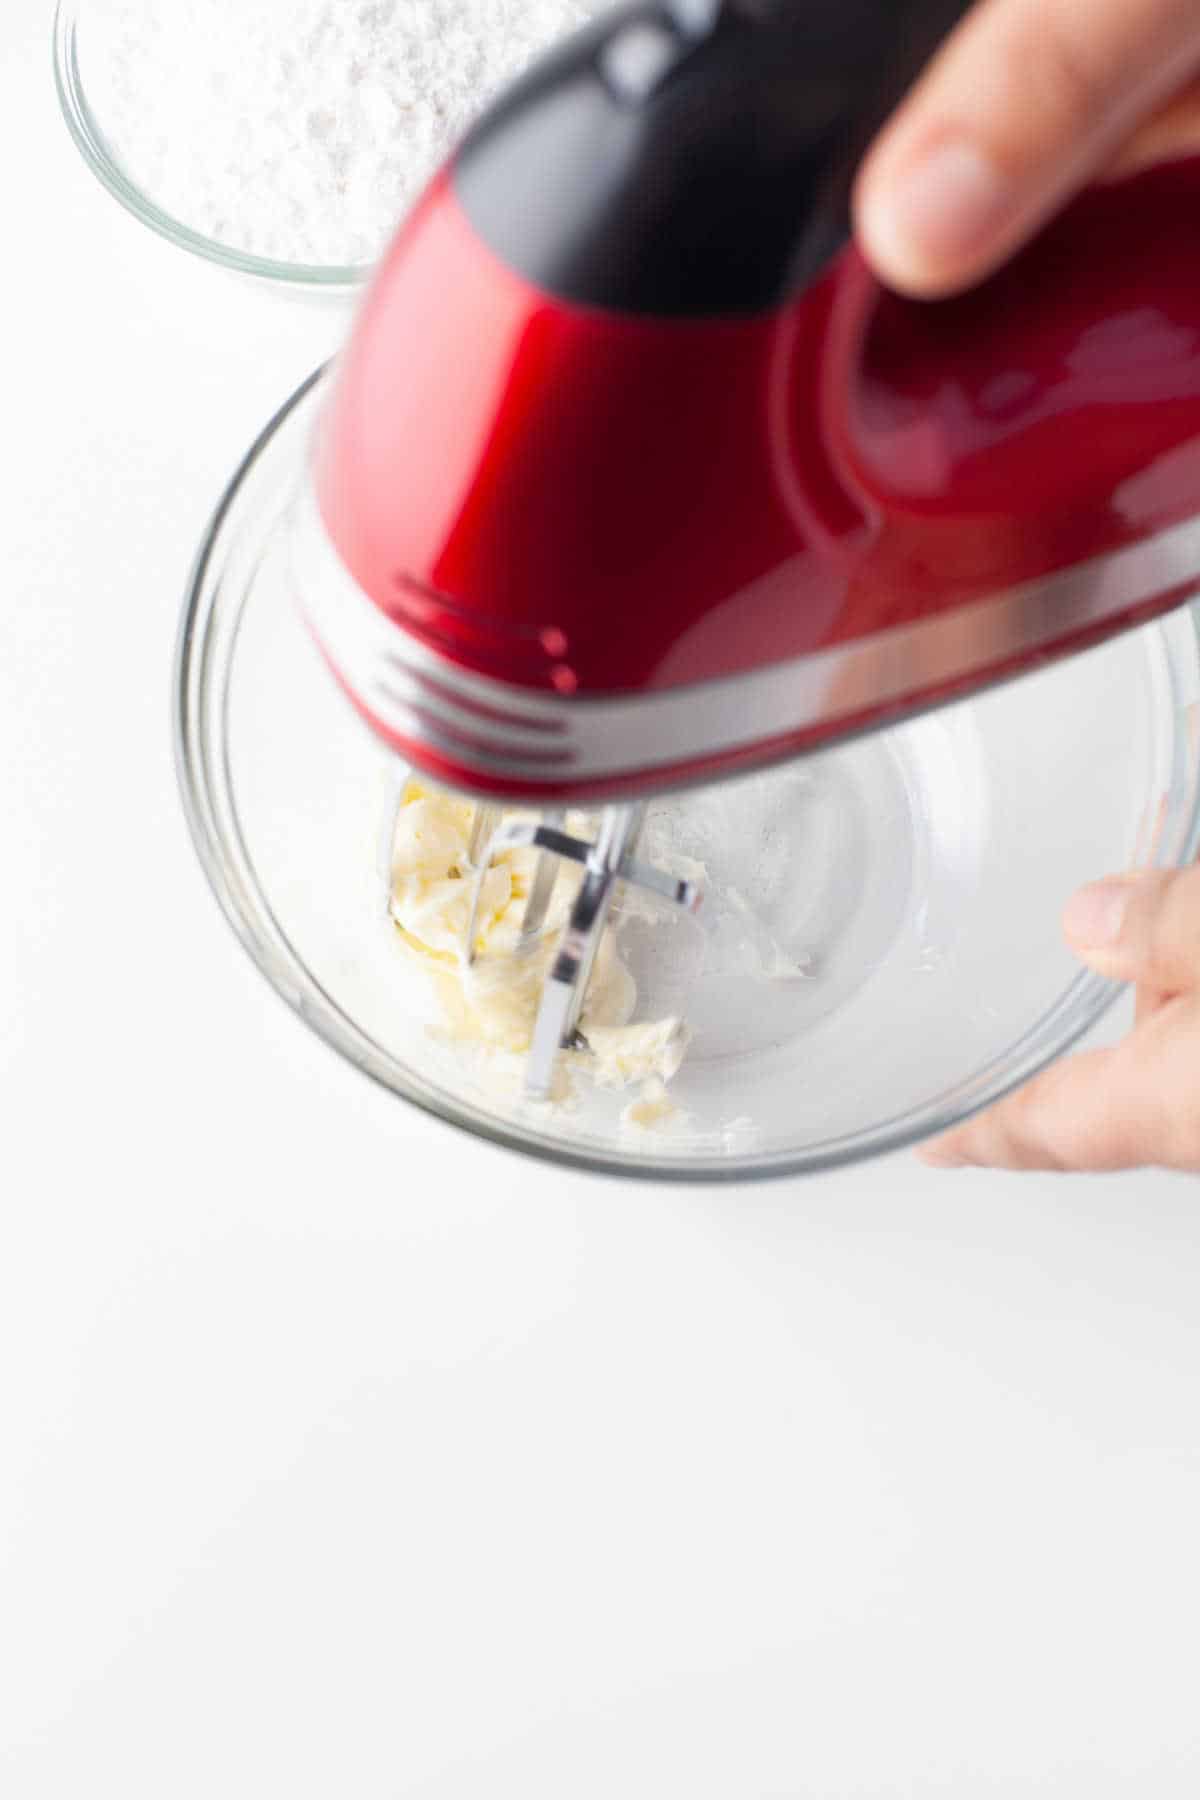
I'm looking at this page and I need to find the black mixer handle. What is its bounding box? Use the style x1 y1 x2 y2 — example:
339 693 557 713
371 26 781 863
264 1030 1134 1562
454 0 975 316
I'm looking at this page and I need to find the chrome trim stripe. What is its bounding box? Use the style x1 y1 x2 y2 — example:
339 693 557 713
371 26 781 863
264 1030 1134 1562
291 481 1200 784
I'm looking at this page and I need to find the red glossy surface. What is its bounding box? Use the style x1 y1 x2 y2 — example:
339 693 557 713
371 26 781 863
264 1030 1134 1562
313 158 1200 788
839 159 1200 640
316 173 849 694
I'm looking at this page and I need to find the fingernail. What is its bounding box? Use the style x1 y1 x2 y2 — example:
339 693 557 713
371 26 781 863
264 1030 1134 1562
862 139 1014 288
1062 878 1131 948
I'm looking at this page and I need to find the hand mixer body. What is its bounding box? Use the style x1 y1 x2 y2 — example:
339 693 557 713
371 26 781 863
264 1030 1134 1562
311 169 1200 803
301 0 1200 805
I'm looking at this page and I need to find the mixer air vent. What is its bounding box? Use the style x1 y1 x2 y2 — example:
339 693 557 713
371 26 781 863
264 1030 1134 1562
392 571 572 684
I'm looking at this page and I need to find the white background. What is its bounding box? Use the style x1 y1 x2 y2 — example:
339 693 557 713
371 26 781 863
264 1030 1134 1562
4 4 1200 1794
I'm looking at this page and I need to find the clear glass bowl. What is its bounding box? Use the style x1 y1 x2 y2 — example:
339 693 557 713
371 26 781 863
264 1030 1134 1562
53 0 602 286
175 369 1200 1180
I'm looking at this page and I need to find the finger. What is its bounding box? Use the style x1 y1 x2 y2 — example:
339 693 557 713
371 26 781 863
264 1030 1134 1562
853 0 1200 296
1135 981 1171 1026
920 1047 1136 1171
920 998 1200 1170
1103 73 1200 175
1062 866 1200 995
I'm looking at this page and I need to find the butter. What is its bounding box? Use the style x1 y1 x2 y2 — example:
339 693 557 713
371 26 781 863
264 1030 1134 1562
620 1077 683 1132
585 1016 688 1088
387 781 688 1110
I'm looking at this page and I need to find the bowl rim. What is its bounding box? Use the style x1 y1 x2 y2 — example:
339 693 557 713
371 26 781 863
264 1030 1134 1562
53 0 368 289
173 367 1200 1183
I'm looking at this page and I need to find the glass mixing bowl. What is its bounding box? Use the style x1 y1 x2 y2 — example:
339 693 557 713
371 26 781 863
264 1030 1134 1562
175 369 1200 1180
54 0 603 286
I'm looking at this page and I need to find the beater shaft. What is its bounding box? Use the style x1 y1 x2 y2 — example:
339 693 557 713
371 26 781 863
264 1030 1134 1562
517 809 564 954
525 805 644 1101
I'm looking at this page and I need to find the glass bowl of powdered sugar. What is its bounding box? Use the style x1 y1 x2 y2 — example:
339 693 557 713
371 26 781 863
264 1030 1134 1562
54 0 605 284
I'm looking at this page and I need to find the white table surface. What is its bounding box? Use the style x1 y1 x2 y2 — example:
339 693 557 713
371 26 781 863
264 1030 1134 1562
4 6 1200 1794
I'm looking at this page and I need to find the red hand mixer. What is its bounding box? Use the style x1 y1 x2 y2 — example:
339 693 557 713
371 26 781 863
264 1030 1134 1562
291 0 1200 1096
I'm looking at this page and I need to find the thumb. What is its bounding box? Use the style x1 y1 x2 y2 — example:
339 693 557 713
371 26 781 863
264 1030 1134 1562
853 0 1200 297
921 994 1200 1170
1062 866 1200 995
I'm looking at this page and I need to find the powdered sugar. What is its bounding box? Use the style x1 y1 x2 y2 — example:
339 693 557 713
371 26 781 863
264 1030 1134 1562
82 0 605 267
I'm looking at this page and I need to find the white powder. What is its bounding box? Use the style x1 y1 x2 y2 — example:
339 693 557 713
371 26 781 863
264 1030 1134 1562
83 0 606 267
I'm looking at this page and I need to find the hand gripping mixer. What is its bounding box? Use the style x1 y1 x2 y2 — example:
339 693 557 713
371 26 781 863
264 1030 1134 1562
293 0 1200 1099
